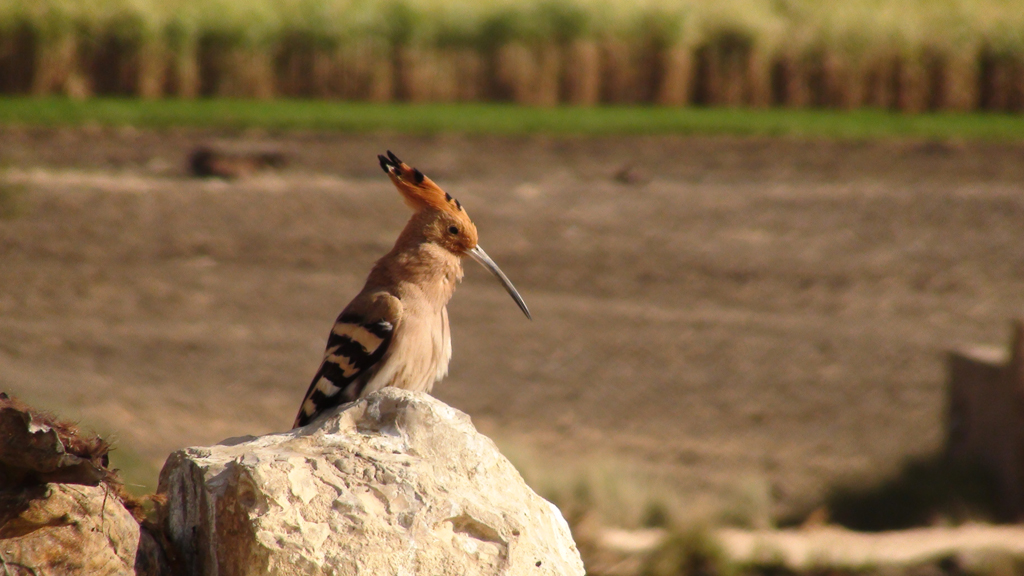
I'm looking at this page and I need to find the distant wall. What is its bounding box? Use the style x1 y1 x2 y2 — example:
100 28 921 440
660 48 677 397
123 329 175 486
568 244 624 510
946 321 1024 520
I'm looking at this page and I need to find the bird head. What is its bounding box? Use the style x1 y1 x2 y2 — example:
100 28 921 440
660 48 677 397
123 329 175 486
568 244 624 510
378 150 531 319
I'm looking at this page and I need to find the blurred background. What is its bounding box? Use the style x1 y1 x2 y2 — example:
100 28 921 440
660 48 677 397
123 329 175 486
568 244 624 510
0 0 1023 110
2 0 1024 574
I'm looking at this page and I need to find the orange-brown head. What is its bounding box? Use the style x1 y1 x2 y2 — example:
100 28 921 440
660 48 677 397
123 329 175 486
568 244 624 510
378 151 530 319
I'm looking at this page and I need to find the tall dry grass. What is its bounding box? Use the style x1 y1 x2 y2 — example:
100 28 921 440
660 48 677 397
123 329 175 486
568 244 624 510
0 0 1022 111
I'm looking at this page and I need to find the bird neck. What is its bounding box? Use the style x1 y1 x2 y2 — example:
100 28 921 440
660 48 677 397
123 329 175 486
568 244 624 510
369 219 464 310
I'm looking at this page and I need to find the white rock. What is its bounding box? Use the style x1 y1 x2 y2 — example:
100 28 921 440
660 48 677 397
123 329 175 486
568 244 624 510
159 388 585 576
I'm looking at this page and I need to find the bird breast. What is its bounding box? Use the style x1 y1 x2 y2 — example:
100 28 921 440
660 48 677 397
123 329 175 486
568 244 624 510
436 306 452 384
364 302 451 395
360 245 461 396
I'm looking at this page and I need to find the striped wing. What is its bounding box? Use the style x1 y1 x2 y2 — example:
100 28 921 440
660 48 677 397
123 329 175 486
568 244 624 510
293 313 393 428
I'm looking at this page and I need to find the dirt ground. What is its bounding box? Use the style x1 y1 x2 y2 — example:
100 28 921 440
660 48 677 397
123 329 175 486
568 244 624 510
1 127 1023 521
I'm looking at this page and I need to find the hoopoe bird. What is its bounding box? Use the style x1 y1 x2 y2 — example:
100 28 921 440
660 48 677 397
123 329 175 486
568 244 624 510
293 151 531 428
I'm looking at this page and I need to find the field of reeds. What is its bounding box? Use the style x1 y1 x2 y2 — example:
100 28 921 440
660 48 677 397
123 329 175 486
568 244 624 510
1 0 1023 111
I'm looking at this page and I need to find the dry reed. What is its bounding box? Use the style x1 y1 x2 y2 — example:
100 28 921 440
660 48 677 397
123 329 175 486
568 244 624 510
0 0 1021 111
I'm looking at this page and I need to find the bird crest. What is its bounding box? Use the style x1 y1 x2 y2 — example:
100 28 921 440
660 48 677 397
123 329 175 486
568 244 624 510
378 150 465 216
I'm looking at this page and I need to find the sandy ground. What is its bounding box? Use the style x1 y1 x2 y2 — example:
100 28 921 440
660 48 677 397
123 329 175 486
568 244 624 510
716 524 1024 568
1 128 1023 519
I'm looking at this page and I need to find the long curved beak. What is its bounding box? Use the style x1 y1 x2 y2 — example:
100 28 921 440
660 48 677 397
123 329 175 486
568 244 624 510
467 245 531 320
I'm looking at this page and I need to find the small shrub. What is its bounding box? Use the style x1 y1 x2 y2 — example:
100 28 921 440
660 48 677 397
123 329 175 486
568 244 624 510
641 526 732 576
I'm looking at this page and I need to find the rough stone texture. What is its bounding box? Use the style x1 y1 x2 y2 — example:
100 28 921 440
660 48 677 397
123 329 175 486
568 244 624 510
0 483 141 575
0 394 108 488
159 388 585 576
0 394 170 576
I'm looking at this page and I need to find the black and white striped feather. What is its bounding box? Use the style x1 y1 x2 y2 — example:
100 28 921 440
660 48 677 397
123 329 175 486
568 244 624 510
293 313 393 428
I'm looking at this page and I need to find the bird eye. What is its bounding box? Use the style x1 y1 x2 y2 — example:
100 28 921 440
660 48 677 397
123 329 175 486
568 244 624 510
448 225 459 235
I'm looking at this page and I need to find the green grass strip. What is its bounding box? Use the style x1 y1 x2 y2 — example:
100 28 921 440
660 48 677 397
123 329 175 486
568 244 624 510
2 97 1023 140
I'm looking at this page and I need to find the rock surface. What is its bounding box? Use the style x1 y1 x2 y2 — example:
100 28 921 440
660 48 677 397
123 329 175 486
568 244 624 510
0 483 144 576
159 388 585 576
0 393 168 576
